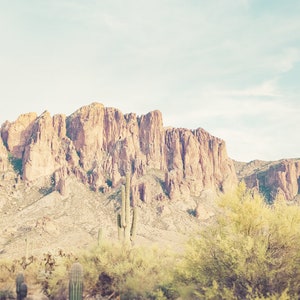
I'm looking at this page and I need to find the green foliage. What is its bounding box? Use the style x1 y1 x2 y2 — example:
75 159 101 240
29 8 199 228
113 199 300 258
8 153 22 175
176 183 300 299
69 263 83 300
41 242 176 299
82 242 176 299
105 178 113 187
0 252 71 299
38 175 55 196
0 289 14 300
2 184 300 299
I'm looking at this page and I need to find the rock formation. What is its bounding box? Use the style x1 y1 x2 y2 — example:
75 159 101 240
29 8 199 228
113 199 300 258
0 102 237 200
242 159 300 201
0 138 8 172
1 113 37 159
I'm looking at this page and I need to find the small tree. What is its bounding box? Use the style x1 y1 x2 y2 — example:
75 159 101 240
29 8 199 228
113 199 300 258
176 183 300 298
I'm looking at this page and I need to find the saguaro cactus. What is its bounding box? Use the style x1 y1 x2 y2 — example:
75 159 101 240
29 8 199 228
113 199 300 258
19 283 28 300
16 273 27 300
117 172 138 244
69 262 83 300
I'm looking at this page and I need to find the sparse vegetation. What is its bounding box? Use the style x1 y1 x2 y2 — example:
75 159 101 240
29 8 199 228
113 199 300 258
38 175 55 196
0 289 14 300
1 184 300 299
8 153 22 175
105 178 113 187
175 182 300 299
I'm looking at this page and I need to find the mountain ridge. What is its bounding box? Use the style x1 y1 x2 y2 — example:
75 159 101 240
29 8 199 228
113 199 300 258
0 102 299 260
234 158 300 202
0 102 237 201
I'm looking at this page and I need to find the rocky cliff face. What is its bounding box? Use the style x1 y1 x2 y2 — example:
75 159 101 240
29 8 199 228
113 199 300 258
236 159 300 201
0 138 8 172
0 103 237 202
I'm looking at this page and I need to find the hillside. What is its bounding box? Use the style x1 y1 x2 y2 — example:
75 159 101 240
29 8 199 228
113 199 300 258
0 103 230 259
234 158 300 202
1 103 300 261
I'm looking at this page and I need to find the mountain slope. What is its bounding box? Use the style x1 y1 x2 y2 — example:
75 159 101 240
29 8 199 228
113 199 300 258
234 159 300 201
0 102 237 201
0 102 236 258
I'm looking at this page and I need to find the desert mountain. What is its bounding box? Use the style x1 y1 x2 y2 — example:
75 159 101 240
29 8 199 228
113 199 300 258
0 102 237 201
234 159 300 202
1 102 299 260
0 102 237 258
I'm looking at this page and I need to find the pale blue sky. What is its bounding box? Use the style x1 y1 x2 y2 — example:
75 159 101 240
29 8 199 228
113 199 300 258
0 0 299 161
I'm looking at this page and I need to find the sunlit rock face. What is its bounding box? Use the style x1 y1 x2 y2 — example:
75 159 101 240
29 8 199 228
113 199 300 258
244 160 300 201
0 102 237 200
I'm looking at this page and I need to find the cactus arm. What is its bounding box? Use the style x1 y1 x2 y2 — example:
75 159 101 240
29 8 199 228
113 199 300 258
117 213 123 241
130 207 138 243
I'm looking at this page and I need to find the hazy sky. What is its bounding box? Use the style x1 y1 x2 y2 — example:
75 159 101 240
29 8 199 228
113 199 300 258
1 0 299 162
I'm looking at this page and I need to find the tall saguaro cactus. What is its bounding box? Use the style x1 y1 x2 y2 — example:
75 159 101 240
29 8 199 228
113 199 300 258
69 262 83 300
117 172 138 244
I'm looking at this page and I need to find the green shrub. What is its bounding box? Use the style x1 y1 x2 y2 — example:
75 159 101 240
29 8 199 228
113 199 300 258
82 243 176 299
0 289 14 300
3 183 300 299
41 242 177 299
176 183 300 299
8 153 22 175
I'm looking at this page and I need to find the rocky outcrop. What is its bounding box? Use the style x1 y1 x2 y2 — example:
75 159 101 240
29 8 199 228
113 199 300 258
22 111 70 182
1 113 37 159
0 102 237 202
0 111 70 181
244 160 300 201
164 127 236 198
0 138 8 172
54 167 69 196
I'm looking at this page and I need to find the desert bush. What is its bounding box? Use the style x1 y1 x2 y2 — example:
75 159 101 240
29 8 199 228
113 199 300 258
0 289 14 300
41 242 177 299
176 182 300 299
83 242 177 299
0 256 47 299
4 183 300 299
0 243 177 299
